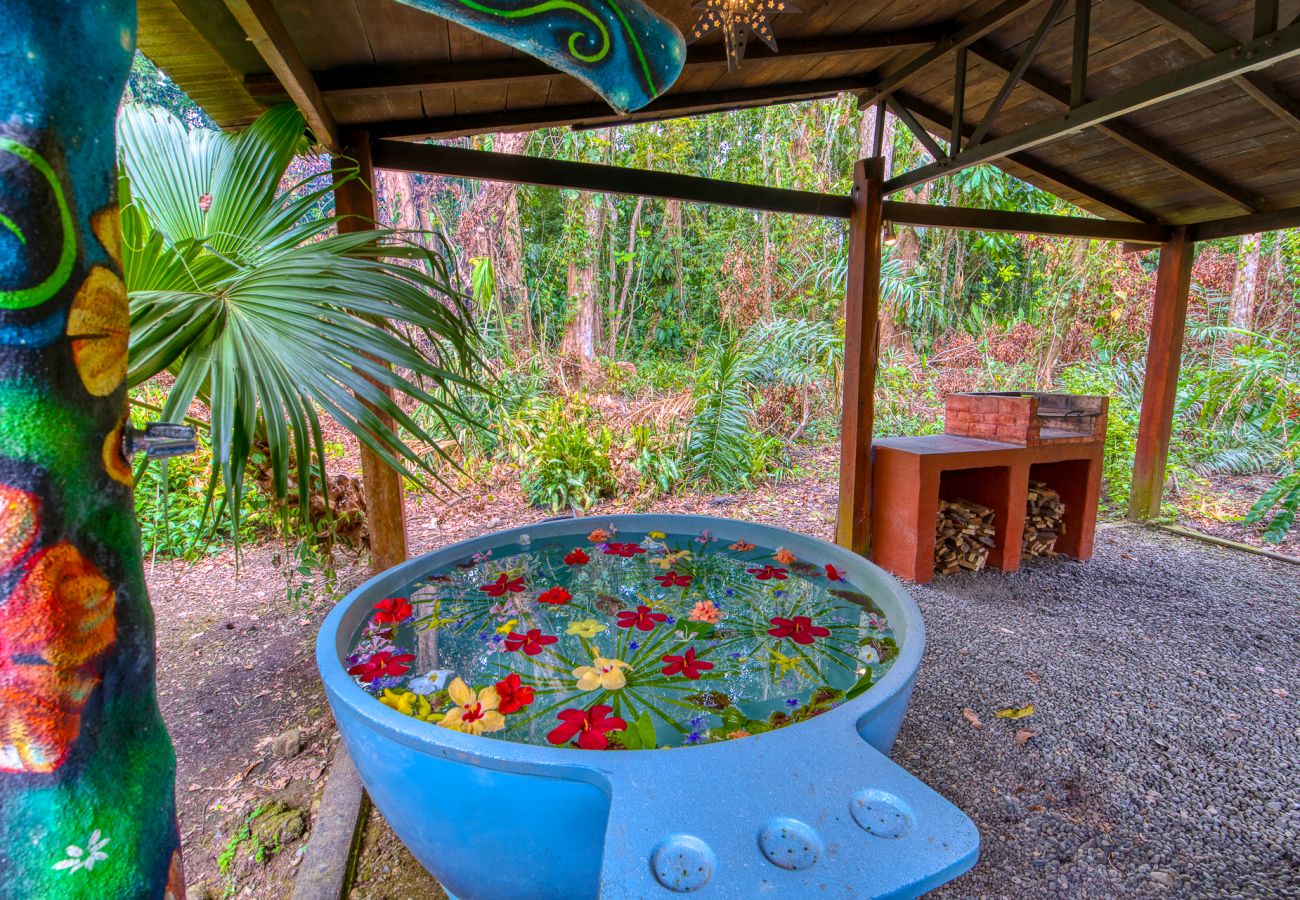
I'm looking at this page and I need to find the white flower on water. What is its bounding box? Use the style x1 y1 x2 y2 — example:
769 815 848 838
53 829 109 873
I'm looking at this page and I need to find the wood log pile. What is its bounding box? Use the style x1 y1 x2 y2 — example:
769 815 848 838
935 498 996 574
1022 481 1066 559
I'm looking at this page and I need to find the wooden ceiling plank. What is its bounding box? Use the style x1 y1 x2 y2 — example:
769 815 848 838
1128 0 1300 132
968 0 1070 145
857 0 1051 107
885 20 1300 195
887 95 951 159
893 90 1163 221
375 71 885 138
969 41 1267 210
222 0 339 149
245 28 944 100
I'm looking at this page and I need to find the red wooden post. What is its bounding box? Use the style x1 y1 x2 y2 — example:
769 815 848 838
1128 227 1194 520
333 131 410 571
836 157 885 555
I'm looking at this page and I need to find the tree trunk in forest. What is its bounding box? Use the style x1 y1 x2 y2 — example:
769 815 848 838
0 3 184 896
560 191 607 359
609 196 645 355
454 131 531 346
1229 233 1261 339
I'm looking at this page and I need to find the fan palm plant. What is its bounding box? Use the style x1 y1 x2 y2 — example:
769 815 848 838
118 103 485 537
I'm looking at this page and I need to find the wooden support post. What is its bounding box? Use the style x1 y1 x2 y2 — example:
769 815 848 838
837 158 886 555
333 131 409 571
1128 227 1194 520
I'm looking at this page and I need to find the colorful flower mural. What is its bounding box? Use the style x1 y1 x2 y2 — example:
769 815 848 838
0 2 182 893
344 528 898 751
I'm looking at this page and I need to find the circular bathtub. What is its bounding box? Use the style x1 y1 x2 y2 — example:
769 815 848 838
317 514 978 898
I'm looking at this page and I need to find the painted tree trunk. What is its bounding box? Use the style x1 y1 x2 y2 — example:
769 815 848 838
0 2 184 897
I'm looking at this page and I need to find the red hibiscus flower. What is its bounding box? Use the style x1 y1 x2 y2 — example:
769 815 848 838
653 570 693 588
347 651 415 682
564 548 590 565
616 605 668 632
767 615 831 646
372 597 413 624
546 705 627 750
494 673 536 714
661 646 714 680
504 628 558 656
603 542 647 558
825 564 846 582
538 586 573 605
748 565 789 581
480 572 526 597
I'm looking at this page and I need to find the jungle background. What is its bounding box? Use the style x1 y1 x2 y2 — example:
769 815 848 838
124 53 1300 568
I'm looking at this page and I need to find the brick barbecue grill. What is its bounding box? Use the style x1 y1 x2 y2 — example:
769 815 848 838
869 393 1107 584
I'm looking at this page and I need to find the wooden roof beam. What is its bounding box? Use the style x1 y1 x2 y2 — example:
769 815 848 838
886 21 1300 195
376 72 882 139
370 141 1173 242
1127 0 1300 134
969 41 1268 212
222 0 339 150
968 0 1070 147
856 0 1049 107
892 91 1162 222
1187 204 1300 240
244 28 945 100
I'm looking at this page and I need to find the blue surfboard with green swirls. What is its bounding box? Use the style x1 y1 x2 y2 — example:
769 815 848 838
391 0 685 113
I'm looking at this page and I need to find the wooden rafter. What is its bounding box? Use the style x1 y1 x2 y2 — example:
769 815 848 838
885 21 1300 195
1187 205 1300 241
887 96 949 161
892 91 1162 222
1128 0 1300 135
951 47 968 153
968 41 1267 211
245 28 945 100
969 0 1069 147
1071 0 1091 108
222 0 339 150
884 200 1169 242
856 0 1048 108
376 72 884 139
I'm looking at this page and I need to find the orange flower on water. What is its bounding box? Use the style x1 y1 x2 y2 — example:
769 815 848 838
103 417 134 486
0 484 39 573
774 547 797 565
1 543 116 669
0 661 96 773
587 529 609 543
67 265 129 396
728 540 756 552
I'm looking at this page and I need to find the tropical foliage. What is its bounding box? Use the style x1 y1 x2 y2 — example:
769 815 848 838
119 103 485 540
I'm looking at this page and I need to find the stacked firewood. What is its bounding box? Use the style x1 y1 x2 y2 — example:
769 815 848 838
1022 481 1066 559
935 498 996 574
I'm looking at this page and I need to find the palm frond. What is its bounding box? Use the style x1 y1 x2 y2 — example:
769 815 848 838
118 103 486 541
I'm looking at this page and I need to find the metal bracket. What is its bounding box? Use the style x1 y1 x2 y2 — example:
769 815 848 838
124 422 198 460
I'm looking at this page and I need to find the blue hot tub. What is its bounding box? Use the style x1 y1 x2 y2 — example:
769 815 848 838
317 514 978 898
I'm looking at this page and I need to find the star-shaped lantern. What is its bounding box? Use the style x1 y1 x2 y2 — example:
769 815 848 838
689 0 799 71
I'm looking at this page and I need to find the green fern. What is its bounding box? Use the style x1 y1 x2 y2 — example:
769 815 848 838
686 346 758 490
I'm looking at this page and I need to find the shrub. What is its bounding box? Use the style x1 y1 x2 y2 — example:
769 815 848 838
520 399 616 513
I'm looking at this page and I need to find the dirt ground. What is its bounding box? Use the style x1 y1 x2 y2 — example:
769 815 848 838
157 450 1296 898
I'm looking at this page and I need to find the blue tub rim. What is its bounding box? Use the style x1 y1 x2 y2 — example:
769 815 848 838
315 513 925 779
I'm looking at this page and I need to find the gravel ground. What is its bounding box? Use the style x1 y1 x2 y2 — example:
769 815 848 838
903 524 1299 899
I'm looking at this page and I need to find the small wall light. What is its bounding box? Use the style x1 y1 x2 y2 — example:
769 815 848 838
883 222 898 246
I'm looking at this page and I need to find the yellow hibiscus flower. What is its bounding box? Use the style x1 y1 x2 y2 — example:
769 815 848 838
379 689 441 722
566 619 607 639
573 657 631 691
438 678 506 735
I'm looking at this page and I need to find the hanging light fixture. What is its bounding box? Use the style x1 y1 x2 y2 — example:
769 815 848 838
688 0 799 71
883 222 898 246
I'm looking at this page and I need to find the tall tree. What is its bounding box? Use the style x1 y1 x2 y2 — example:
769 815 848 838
560 188 608 359
1230 233 1261 336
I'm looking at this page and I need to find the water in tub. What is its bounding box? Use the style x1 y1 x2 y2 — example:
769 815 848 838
343 526 898 750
